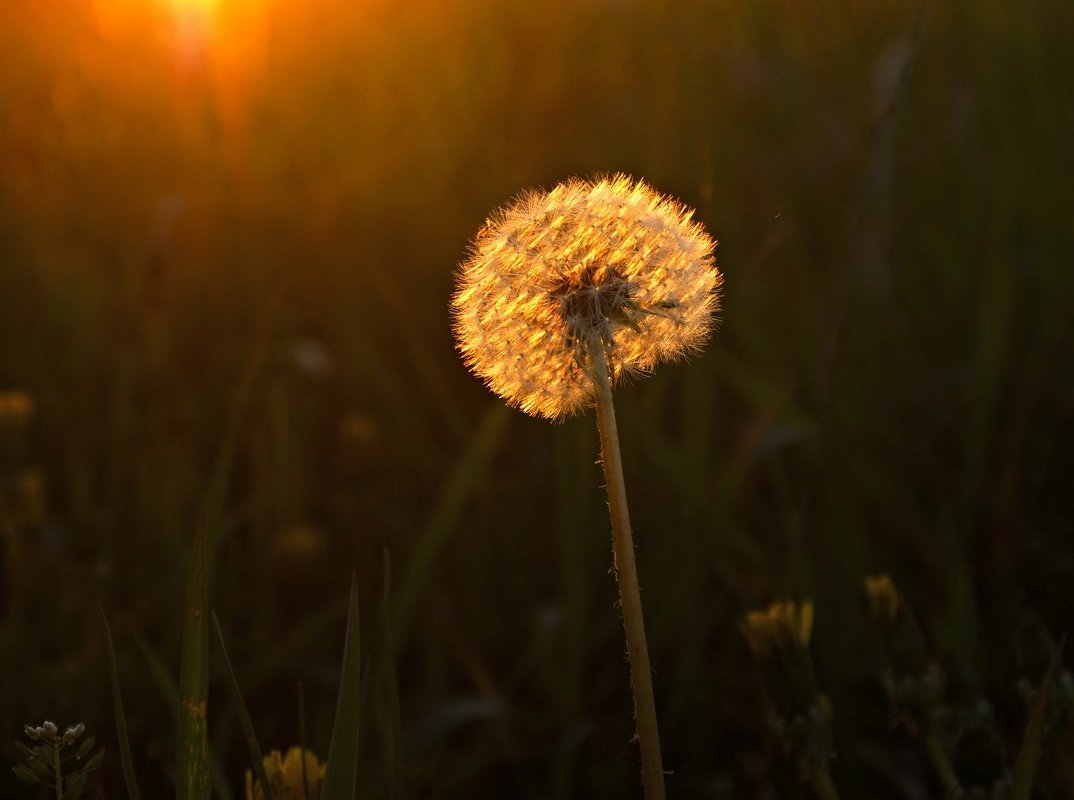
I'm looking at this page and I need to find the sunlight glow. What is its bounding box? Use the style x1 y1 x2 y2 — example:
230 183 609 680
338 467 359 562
168 0 218 65
88 0 272 71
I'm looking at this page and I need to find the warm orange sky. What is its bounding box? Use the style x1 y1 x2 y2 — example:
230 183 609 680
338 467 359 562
86 0 272 72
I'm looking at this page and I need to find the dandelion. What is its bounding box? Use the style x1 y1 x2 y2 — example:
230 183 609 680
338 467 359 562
742 601 839 800
864 573 900 625
862 574 959 791
742 600 815 658
452 175 721 800
245 747 325 800
5 468 46 527
271 523 327 562
452 174 720 419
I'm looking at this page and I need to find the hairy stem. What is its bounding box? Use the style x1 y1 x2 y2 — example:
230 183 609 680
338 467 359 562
588 341 666 800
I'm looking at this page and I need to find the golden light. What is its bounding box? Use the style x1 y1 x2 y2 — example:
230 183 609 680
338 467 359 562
89 0 274 73
166 0 219 66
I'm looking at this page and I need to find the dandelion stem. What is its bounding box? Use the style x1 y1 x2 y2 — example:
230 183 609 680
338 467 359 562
588 340 667 800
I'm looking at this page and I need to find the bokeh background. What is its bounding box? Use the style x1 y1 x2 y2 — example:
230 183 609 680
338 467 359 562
2 0 1073 797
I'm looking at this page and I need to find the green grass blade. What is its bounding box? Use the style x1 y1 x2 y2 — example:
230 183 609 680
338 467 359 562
212 612 275 800
136 635 234 800
176 513 211 800
1011 634 1066 800
241 602 345 693
321 573 362 800
298 682 310 799
380 550 402 800
96 604 142 800
392 404 509 644
135 636 180 711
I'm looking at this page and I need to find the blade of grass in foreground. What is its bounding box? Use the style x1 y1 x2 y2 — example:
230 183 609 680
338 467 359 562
212 612 276 800
97 604 142 800
298 683 310 799
1011 634 1066 800
379 550 402 800
136 635 234 800
177 514 211 800
321 573 361 800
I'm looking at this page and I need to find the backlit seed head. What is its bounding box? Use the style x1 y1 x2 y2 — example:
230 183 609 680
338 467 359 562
452 175 721 418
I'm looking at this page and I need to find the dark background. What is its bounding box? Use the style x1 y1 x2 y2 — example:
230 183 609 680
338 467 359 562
1 0 1072 796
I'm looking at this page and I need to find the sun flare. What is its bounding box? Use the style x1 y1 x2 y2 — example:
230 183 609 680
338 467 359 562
165 0 219 62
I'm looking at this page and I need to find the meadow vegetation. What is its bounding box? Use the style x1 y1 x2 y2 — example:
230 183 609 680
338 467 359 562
1 0 1073 796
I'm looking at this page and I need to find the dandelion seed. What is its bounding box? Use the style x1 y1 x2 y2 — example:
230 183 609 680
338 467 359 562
452 174 721 418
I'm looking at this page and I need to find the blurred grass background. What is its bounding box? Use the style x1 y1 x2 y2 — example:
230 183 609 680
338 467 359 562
1 0 1073 796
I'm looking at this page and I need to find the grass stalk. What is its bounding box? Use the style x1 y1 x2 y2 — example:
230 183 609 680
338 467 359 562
321 573 362 800
52 741 62 800
1012 635 1067 800
588 341 666 800
809 766 841 800
924 733 958 796
211 612 276 800
176 513 211 800
97 604 143 800
298 682 310 799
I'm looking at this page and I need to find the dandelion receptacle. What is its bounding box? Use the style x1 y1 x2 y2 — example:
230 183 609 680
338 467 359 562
452 174 721 799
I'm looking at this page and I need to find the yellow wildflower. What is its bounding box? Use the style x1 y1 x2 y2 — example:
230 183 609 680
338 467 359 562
864 574 900 624
742 600 815 657
14 469 47 525
271 524 327 562
0 391 34 431
245 747 325 800
338 410 380 448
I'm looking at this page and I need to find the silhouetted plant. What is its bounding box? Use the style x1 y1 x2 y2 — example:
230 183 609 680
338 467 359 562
11 721 104 799
743 600 839 800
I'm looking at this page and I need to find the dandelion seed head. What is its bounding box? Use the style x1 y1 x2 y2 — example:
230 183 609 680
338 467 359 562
452 175 721 418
